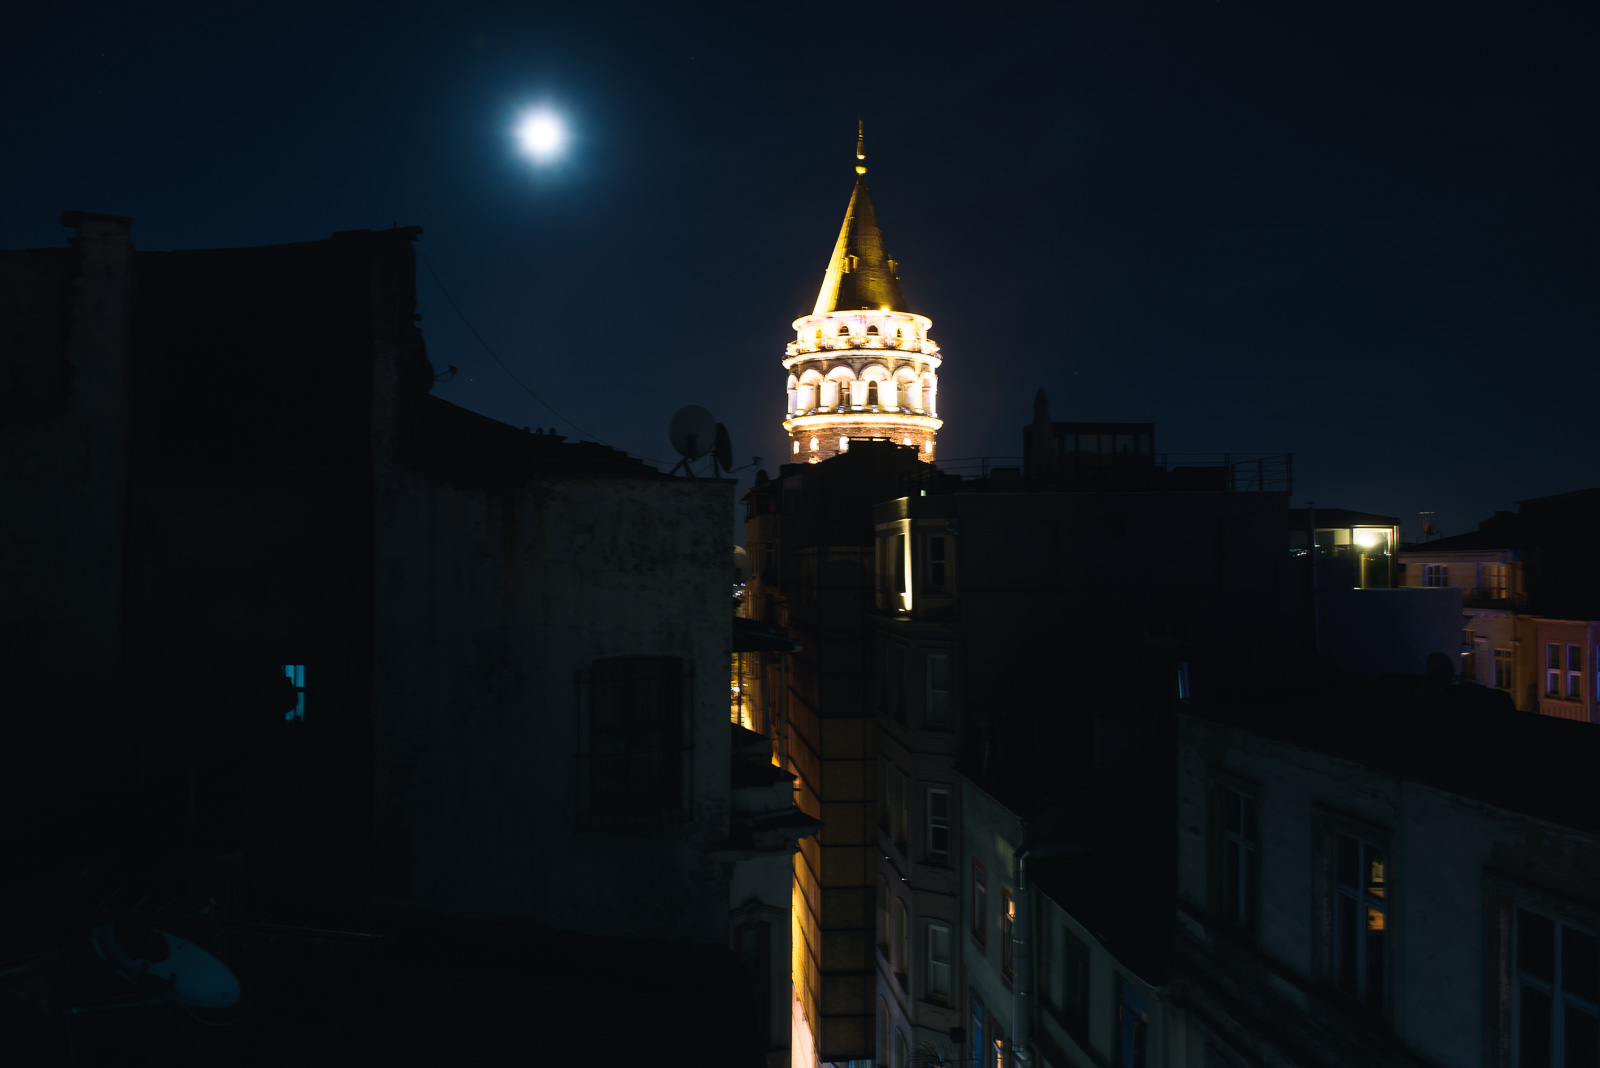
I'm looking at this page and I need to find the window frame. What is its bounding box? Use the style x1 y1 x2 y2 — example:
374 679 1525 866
1495 647 1514 691
927 787 951 861
1116 975 1149 1068
576 656 692 827
877 876 891 960
282 663 306 722
1312 806 1394 1019
1001 887 1016 988
926 533 949 591
1208 770 1261 939
1567 644 1583 700
971 859 988 951
926 652 952 728
1483 870 1600 1067
893 897 910 990
1547 643 1562 697
927 922 952 1004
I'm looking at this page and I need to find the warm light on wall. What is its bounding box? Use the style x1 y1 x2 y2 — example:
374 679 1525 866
1354 528 1388 549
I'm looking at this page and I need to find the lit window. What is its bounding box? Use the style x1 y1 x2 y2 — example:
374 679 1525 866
1482 562 1509 599
792 440 799 454
283 665 305 722
1333 833 1387 1010
927 923 951 1002
840 436 850 452
904 436 913 446
810 437 819 451
1514 908 1598 1065
927 788 949 857
1001 889 1016 985
924 441 932 453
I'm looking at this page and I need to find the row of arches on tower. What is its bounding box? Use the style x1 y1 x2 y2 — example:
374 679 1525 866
810 323 915 341
787 365 937 415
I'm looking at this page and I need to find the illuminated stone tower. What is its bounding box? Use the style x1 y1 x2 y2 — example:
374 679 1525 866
783 125 942 463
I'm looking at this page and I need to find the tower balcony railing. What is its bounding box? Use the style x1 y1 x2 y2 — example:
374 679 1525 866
786 336 941 358
788 404 931 419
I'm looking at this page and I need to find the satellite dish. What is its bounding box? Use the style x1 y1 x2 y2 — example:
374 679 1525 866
669 405 717 460
90 924 242 1010
713 424 733 475
733 546 753 585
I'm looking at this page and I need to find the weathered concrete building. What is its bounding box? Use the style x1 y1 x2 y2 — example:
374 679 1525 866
1172 680 1598 1068
0 211 786 1065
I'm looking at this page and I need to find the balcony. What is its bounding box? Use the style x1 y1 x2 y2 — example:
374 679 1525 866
1462 587 1513 610
786 336 941 358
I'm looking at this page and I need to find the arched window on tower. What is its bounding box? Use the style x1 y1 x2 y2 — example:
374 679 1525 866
896 328 904 339
867 381 879 407
815 329 823 343
838 324 850 336
810 437 819 451
867 325 879 336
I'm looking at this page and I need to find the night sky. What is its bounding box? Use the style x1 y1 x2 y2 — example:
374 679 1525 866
6 1 1595 542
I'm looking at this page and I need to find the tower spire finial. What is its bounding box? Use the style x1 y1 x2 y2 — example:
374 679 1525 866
855 120 866 176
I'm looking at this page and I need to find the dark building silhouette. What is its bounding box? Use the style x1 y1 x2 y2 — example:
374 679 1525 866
1 212 798 1066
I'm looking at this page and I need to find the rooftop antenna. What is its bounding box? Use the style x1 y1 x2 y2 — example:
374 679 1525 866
667 404 717 477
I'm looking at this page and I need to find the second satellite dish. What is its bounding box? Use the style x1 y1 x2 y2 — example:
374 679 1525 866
669 405 717 460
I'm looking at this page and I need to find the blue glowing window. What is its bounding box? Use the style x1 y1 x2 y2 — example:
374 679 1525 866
283 664 305 721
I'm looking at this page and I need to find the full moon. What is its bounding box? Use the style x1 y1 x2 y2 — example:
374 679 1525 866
515 110 567 162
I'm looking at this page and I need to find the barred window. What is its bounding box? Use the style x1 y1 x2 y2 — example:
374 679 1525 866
582 657 688 816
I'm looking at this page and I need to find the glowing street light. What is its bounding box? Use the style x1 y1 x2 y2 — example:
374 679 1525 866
515 109 567 162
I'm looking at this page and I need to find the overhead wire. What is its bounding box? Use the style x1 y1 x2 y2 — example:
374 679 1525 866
415 248 674 466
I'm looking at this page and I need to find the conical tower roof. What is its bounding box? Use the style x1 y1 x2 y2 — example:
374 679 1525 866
812 125 910 315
